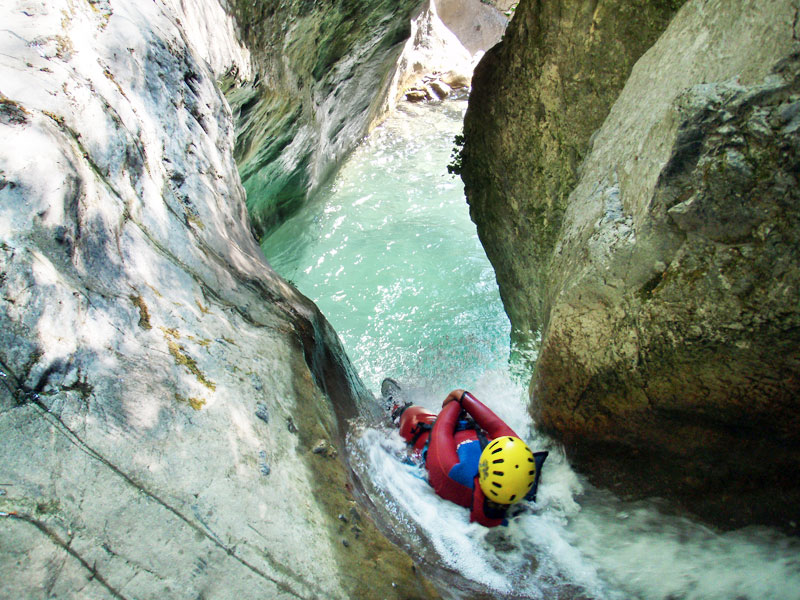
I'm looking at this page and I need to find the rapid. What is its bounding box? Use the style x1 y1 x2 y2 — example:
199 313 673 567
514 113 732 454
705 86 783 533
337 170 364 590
261 99 800 600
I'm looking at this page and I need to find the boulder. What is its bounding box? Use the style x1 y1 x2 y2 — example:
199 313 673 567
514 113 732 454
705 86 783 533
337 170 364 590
462 0 684 338
428 79 453 99
434 0 509 56
0 0 437 597
532 0 800 530
441 69 471 90
405 89 430 102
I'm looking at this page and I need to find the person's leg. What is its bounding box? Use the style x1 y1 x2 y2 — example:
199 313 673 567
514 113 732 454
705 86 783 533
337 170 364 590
381 377 402 401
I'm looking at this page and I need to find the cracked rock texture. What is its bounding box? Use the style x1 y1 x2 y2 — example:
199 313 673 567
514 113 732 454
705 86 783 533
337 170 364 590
467 0 800 530
224 0 421 239
0 0 437 598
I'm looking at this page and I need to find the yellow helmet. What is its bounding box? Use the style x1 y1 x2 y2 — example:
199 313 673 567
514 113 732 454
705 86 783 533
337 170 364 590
478 436 536 505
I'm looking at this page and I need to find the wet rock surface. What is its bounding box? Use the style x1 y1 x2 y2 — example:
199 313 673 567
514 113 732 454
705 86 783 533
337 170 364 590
0 0 438 597
224 0 420 239
465 0 800 530
462 0 684 337
404 73 468 102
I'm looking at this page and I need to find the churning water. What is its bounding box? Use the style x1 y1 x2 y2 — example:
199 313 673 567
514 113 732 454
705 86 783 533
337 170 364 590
261 99 800 599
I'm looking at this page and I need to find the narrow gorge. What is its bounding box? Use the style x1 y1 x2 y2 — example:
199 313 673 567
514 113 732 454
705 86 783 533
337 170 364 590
1 1 799 599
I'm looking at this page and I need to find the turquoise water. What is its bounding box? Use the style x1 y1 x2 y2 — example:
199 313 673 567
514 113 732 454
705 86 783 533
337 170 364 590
262 99 509 394
261 100 800 600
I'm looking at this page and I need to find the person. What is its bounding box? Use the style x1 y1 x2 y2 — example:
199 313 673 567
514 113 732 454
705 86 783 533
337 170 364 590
383 380 548 527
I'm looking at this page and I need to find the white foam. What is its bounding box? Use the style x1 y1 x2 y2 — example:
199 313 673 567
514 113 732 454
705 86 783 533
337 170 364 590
351 369 800 599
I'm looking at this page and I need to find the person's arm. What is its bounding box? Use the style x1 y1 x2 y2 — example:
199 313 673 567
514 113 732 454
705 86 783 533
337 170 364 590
459 391 517 439
426 391 479 507
428 399 462 470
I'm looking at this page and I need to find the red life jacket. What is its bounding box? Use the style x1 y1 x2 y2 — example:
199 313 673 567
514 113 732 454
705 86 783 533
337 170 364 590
398 393 518 527
470 483 506 527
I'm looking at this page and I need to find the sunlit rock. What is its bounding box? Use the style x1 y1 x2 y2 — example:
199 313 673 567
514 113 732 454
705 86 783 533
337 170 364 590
388 0 473 109
387 0 509 108
0 0 437 597
435 0 509 55
532 0 800 531
441 69 472 91
428 79 451 99
405 89 430 102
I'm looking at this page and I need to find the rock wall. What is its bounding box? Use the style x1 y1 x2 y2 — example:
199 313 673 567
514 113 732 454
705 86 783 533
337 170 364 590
386 0 476 108
0 0 436 597
435 0 509 56
532 0 800 530
464 0 800 530
461 0 684 337
224 0 421 239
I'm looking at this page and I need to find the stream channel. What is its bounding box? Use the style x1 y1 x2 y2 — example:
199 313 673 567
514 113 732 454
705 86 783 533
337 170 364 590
261 98 800 600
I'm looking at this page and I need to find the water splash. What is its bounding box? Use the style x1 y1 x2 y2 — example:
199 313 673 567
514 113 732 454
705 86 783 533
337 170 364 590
349 369 800 600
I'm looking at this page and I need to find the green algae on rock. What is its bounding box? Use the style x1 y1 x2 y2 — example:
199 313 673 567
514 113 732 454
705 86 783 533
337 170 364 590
225 0 421 239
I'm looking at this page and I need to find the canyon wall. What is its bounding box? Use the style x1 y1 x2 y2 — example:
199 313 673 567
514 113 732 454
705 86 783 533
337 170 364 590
462 0 684 337
463 0 800 530
225 0 422 239
0 0 436 597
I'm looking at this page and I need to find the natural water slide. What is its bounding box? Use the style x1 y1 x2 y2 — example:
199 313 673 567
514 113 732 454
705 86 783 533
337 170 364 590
262 98 800 600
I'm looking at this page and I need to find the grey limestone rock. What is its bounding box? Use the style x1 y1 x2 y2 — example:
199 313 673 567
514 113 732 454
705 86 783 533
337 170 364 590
434 0 509 56
531 0 800 530
462 0 684 339
0 0 437 598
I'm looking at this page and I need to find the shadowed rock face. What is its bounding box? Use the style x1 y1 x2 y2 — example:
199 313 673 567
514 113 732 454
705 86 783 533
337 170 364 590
0 0 438 597
533 0 800 531
462 0 684 338
224 0 421 239
465 0 800 531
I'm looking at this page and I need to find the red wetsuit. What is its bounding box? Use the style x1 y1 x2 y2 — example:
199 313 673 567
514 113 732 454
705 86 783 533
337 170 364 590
398 391 518 527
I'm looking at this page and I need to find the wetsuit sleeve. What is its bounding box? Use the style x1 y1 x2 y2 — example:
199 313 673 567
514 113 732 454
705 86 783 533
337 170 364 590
460 392 518 439
428 400 462 471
